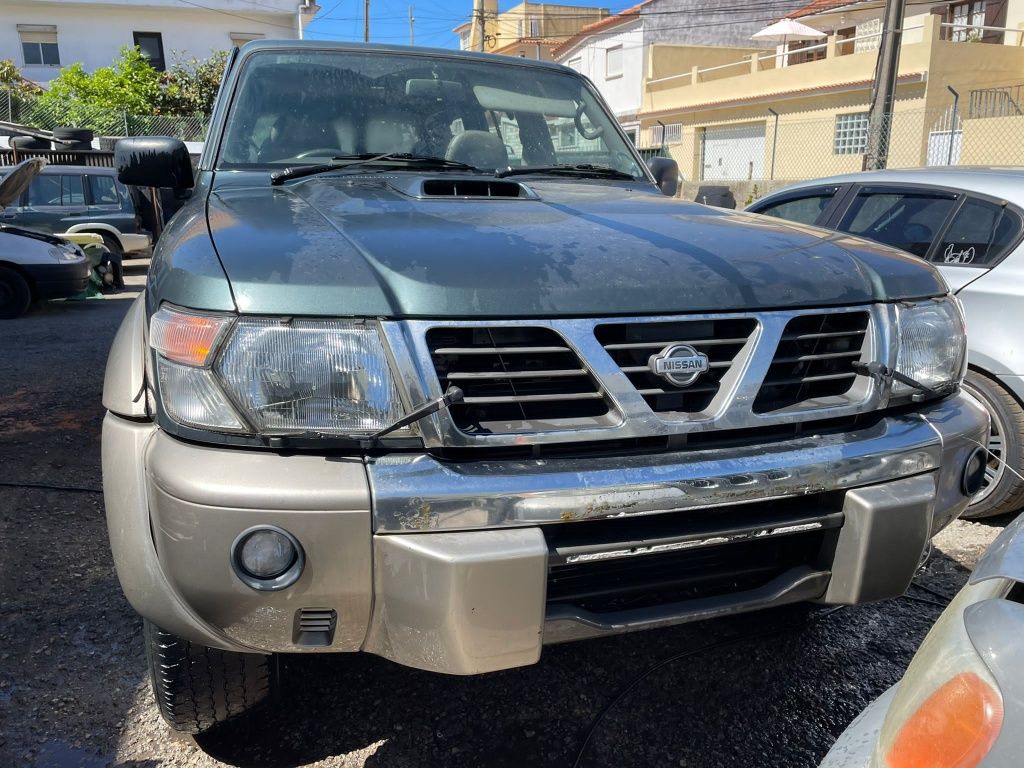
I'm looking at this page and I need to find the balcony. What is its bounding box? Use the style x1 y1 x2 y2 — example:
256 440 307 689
643 14 1024 118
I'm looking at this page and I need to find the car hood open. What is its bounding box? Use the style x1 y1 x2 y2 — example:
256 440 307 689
0 157 44 209
204 174 947 318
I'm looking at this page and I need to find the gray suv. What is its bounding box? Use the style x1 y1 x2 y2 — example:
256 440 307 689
1 164 151 259
749 169 1024 519
102 42 988 733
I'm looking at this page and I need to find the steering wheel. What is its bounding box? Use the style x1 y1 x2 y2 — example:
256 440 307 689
575 103 604 141
295 148 344 159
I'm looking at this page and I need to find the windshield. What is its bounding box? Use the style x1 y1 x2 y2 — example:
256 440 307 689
217 50 644 178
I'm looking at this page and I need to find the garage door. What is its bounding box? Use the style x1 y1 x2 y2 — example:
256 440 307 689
701 123 766 181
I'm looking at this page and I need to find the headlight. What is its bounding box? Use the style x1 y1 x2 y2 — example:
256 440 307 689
149 306 404 436
894 297 967 396
871 579 1006 768
50 245 83 262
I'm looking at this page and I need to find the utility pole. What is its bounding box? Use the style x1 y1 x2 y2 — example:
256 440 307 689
409 5 415 45
474 0 485 51
364 0 370 42
863 0 906 170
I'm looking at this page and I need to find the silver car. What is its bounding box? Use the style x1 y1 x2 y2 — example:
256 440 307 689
820 512 1024 768
749 168 1024 519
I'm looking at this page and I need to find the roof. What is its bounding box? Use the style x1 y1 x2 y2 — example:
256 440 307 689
763 167 1024 206
789 0 871 19
551 0 650 58
235 38 575 73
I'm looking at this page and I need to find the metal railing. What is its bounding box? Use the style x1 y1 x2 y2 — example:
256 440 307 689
969 83 1024 119
0 149 115 167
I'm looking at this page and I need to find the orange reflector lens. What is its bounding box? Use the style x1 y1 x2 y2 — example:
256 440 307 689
150 308 231 367
887 672 1003 768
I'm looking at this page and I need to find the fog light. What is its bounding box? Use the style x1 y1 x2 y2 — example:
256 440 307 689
231 526 304 591
962 447 988 497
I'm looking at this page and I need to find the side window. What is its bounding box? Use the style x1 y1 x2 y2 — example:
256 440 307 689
62 175 85 205
88 174 120 206
754 192 836 225
27 175 62 206
839 191 957 257
934 197 1022 266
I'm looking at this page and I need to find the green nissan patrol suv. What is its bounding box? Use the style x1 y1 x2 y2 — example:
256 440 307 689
102 41 988 733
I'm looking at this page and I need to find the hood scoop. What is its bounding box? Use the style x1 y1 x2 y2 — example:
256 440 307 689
393 176 538 200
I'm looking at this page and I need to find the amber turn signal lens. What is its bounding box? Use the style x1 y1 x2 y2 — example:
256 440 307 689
150 307 231 367
887 672 1003 768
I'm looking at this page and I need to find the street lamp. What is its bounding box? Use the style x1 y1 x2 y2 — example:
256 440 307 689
296 1 321 40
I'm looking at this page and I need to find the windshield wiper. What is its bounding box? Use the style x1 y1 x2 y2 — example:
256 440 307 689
496 163 636 180
270 152 479 185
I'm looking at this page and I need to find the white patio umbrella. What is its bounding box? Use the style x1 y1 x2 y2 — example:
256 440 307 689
751 18 826 67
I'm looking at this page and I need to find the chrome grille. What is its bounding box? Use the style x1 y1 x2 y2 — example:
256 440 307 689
754 311 870 413
595 318 757 414
426 326 611 433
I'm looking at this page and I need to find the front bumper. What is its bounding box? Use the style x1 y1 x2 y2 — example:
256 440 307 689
24 260 89 299
103 393 988 675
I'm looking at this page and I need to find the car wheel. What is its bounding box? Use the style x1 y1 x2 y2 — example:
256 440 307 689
0 266 32 319
961 370 1024 519
143 619 278 734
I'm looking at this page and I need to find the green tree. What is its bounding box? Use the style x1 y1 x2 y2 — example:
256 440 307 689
156 50 229 115
0 59 43 96
40 46 160 115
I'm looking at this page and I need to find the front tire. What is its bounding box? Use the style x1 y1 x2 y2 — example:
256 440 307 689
961 370 1024 519
144 619 277 734
0 266 32 319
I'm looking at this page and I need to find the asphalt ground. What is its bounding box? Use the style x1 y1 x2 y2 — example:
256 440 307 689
0 263 1011 768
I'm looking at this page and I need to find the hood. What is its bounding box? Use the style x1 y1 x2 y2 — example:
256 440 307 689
206 174 947 318
0 157 44 209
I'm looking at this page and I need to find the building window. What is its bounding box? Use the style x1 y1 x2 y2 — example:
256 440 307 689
568 57 582 72
133 31 166 71
459 30 470 50
18 25 60 67
834 112 870 154
605 45 623 78
649 124 665 146
529 17 540 37
854 18 882 52
230 32 265 47
664 123 682 144
950 1 986 41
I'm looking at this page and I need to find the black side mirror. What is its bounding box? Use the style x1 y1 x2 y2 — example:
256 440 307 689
115 136 194 191
648 156 679 197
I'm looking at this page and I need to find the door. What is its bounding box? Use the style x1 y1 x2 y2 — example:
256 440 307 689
701 124 765 181
16 173 88 234
85 173 137 234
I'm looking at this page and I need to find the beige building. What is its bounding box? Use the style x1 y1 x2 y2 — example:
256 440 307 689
454 1 608 60
636 0 1024 190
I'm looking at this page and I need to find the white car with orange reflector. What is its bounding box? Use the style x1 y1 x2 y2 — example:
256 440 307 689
820 513 1024 768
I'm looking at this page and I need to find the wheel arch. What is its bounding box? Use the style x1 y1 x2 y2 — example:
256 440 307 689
65 222 124 247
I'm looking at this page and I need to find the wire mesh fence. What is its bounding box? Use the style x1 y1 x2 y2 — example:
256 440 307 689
0 89 209 142
653 104 1024 193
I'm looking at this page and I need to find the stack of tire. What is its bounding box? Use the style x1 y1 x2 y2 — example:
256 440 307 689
52 127 94 151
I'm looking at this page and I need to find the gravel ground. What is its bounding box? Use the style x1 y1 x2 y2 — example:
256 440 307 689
0 265 1012 768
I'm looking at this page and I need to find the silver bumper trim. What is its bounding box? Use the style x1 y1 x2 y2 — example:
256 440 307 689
368 394 986 532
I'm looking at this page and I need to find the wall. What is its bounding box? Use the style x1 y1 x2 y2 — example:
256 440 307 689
641 0 805 48
3 0 299 83
559 20 644 119
960 114 1024 164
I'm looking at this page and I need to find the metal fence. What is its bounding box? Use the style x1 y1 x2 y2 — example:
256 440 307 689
0 89 208 142
653 103 1024 194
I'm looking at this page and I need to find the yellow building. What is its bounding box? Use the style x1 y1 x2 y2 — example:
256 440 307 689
637 2 1024 190
454 1 608 60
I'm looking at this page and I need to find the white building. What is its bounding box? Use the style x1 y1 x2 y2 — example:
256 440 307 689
552 1 649 144
2 0 319 85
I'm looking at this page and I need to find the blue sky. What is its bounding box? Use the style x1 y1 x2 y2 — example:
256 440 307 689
302 0 632 49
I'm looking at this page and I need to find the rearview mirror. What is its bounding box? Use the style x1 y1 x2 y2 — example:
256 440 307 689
115 136 194 190
648 156 679 197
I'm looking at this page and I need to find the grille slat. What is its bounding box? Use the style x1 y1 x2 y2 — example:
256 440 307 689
595 318 757 414
754 312 870 414
427 327 611 434
447 368 586 380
